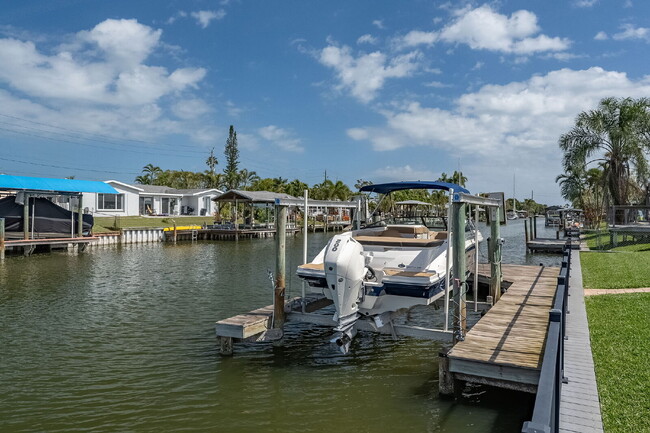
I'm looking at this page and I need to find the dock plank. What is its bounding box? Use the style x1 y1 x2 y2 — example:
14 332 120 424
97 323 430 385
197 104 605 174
449 263 559 386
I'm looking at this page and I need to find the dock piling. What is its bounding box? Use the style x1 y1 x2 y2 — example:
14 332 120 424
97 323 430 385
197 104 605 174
489 207 502 303
274 204 287 328
451 201 467 342
0 218 4 261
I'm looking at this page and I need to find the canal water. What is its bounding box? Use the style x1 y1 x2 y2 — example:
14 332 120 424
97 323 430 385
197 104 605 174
0 218 561 432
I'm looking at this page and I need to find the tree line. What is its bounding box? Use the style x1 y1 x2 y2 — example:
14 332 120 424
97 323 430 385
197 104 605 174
557 97 650 227
134 124 551 213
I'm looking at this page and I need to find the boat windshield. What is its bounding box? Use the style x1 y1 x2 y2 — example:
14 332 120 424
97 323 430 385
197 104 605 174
363 215 448 230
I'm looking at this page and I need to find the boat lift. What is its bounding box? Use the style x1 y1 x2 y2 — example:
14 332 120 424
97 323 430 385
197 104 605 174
216 185 503 353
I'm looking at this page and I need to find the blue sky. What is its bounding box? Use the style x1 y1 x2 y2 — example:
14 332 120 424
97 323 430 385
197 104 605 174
1 0 650 204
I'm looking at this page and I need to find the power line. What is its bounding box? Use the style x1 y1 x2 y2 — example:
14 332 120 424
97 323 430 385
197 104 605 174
0 126 200 159
0 112 210 152
0 156 140 175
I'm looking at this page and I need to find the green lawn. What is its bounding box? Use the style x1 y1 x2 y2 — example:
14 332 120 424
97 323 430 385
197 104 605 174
580 251 650 289
93 216 216 233
583 230 650 252
586 293 650 433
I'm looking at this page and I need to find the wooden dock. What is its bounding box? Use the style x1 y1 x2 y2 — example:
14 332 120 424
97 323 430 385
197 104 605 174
527 237 579 253
3 236 98 256
446 263 559 393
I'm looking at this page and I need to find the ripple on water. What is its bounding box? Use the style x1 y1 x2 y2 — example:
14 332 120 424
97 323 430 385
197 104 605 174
0 233 539 432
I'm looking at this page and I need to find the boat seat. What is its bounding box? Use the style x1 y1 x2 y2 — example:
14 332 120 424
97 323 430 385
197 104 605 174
354 236 444 248
383 268 436 278
428 231 448 240
298 263 324 271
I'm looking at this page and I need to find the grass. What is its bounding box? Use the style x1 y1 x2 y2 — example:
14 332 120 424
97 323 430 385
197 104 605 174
585 293 650 433
583 230 650 252
581 251 650 289
92 216 216 233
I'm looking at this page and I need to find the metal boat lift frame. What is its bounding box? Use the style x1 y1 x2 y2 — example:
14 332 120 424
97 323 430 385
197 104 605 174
216 185 503 353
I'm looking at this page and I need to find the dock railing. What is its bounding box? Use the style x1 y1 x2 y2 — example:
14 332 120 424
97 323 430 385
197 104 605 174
521 243 571 433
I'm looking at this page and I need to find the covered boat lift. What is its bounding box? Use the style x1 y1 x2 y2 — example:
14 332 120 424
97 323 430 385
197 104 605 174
0 175 118 257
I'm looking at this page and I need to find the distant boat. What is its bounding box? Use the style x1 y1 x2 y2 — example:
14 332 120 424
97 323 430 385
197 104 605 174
506 210 518 220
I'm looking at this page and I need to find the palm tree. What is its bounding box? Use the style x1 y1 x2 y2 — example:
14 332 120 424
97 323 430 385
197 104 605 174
238 169 260 190
559 97 650 206
285 179 309 198
438 171 467 187
135 164 162 185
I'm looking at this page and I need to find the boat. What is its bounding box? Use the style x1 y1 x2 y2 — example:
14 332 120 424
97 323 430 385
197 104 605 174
296 181 482 353
506 210 519 220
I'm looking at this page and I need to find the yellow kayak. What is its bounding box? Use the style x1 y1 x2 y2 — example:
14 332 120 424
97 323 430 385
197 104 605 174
163 225 203 232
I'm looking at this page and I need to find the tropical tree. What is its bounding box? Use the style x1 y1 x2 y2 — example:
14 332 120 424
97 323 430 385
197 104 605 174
224 125 240 190
135 164 162 185
238 169 260 190
285 179 309 198
439 171 467 187
559 97 650 206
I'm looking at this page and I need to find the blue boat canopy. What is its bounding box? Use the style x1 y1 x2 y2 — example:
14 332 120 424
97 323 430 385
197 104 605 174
359 181 469 195
0 175 118 194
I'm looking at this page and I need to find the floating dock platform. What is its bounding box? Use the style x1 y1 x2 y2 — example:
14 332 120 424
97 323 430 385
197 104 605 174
527 237 579 253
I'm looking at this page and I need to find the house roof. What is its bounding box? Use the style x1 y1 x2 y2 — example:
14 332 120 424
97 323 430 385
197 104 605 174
214 190 299 203
175 188 223 195
114 183 223 197
0 175 118 194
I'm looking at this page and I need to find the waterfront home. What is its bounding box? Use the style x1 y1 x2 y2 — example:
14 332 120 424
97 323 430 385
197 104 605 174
82 181 223 217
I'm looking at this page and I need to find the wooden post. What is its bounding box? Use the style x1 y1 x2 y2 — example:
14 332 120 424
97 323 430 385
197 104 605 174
0 217 5 261
274 204 287 328
77 194 83 237
438 349 455 396
173 222 177 243
23 193 30 240
533 215 538 239
524 218 529 244
489 207 502 303
452 201 467 342
219 336 233 356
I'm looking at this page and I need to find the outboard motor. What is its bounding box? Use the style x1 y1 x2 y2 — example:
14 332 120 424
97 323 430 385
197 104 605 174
323 235 366 353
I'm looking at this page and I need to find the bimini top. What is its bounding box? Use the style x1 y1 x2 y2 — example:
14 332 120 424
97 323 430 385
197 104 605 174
0 175 118 194
360 181 469 195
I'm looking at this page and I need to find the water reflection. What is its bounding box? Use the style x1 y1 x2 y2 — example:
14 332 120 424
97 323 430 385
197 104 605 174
0 220 553 432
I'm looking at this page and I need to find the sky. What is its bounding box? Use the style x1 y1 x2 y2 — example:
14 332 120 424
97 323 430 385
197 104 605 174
1 0 650 204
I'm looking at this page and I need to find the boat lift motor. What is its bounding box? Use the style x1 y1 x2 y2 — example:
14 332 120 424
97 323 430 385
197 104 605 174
323 234 367 353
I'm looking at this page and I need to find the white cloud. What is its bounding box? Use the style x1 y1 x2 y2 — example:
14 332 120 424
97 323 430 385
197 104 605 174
399 30 438 48
612 24 650 42
371 165 437 182
0 19 206 106
190 10 226 29
318 44 421 103
357 34 378 45
423 81 451 88
573 0 598 7
347 67 650 197
594 31 608 41
393 5 570 55
172 98 212 119
258 125 304 152
0 19 213 145
437 5 571 54
372 20 385 30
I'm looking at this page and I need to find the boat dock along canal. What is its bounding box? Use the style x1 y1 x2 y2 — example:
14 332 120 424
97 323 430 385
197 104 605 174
214 185 573 433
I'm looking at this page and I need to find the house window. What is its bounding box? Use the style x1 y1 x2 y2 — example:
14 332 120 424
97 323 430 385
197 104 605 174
98 193 124 211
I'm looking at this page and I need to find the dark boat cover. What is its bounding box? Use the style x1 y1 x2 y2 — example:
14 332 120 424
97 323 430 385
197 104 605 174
0 196 93 235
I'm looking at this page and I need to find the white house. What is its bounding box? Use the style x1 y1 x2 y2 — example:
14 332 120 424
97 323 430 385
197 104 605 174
82 180 222 217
